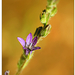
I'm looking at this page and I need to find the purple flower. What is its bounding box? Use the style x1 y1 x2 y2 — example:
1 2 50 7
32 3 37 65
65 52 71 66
5 70 9 75
17 33 41 55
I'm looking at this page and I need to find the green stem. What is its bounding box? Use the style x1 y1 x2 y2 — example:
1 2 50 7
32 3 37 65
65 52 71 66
15 52 34 75
15 0 59 75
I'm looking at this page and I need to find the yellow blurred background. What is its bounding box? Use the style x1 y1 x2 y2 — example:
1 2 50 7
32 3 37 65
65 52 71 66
2 0 74 75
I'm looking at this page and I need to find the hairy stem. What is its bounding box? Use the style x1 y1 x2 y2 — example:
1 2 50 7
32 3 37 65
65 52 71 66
15 0 59 75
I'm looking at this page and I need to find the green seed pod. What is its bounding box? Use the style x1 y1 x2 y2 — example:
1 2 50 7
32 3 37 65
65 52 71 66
47 0 53 7
34 26 43 37
46 6 52 13
40 24 52 37
50 7 57 17
40 9 47 24
34 24 51 38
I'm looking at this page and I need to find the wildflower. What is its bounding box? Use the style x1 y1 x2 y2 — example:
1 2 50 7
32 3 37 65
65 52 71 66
17 33 41 55
5 70 9 75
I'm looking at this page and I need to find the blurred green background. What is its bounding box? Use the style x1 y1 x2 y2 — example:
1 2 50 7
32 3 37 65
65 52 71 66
2 0 74 75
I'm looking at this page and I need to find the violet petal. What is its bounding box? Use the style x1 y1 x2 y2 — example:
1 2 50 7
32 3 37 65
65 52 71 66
17 37 25 47
26 33 32 45
32 47 41 51
5 70 9 75
26 50 30 55
30 51 32 55
24 48 30 55
32 36 38 46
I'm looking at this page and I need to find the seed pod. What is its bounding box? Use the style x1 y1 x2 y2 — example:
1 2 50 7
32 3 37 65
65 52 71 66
40 9 47 24
40 24 52 37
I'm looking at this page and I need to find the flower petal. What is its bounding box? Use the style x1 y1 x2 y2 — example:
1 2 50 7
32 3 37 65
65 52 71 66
32 36 38 46
26 33 32 45
24 48 30 55
32 47 41 51
5 71 9 75
17 37 25 47
30 51 32 55
26 50 30 55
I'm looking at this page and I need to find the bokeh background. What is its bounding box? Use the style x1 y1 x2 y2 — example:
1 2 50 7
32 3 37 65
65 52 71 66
2 0 74 75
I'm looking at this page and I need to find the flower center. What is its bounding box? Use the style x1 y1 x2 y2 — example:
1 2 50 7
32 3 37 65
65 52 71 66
29 43 32 50
24 42 32 50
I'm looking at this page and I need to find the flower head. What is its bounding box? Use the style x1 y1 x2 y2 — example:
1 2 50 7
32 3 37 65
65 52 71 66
17 33 41 55
5 70 10 75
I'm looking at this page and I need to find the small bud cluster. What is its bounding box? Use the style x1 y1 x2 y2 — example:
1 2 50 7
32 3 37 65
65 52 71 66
34 24 51 38
40 0 58 25
34 0 59 38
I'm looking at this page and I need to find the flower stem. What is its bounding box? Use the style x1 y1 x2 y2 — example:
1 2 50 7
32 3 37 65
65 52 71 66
5 0 59 75
15 0 59 75
15 52 34 75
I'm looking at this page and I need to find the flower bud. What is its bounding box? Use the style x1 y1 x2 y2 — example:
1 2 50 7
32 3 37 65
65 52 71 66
46 6 52 13
40 24 52 37
40 9 47 24
34 26 43 37
34 24 51 38
50 7 57 17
